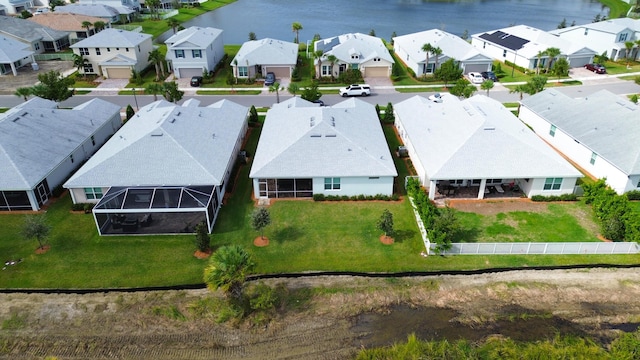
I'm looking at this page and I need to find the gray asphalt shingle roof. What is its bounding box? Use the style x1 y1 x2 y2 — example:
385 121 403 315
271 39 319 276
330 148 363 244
64 99 248 188
521 89 640 175
250 97 397 179
71 28 151 48
395 94 581 180
0 15 69 43
0 35 33 63
165 26 223 49
55 4 124 17
315 33 394 64
393 29 492 64
231 38 298 66
0 97 121 190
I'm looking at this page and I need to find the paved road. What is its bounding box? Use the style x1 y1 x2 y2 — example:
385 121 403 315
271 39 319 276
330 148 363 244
1 79 639 109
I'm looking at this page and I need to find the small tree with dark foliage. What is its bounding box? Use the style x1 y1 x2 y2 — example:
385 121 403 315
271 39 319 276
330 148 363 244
251 207 271 240
377 209 394 237
383 102 395 123
194 221 211 253
434 59 462 88
23 215 50 251
125 104 135 121
249 105 259 125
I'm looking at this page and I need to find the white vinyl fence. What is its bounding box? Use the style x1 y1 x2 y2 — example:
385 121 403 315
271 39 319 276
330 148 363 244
430 242 640 255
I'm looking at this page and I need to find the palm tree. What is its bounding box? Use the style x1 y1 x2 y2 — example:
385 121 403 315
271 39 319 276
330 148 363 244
81 21 92 37
93 21 106 33
292 21 303 44
269 81 282 103
145 83 164 101
15 87 31 102
544 47 561 74
624 41 634 67
167 18 180 34
432 46 443 72
421 43 433 75
535 50 545 74
287 82 299 97
203 245 255 302
635 40 640 61
313 50 324 79
148 49 165 81
72 53 88 78
481 80 494 96
326 54 337 81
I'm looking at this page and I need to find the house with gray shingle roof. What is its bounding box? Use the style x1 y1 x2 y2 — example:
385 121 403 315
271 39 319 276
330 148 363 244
471 24 596 70
393 29 493 76
230 38 298 82
0 35 34 75
55 4 134 23
394 94 581 200
64 99 248 235
0 97 121 211
165 26 224 79
249 97 397 199
551 18 640 61
0 15 70 53
70 28 152 78
314 33 394 78
519 89 640 194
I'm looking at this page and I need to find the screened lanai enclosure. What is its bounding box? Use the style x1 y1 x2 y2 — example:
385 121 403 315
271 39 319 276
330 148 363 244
93 186 220 235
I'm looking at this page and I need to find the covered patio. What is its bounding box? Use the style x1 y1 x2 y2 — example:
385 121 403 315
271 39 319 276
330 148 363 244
431 179 524 201
93 185 219 235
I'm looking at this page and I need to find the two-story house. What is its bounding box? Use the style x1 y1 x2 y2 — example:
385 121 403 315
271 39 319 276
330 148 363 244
551 18 640 61
71 28 152 78
165 26 224 79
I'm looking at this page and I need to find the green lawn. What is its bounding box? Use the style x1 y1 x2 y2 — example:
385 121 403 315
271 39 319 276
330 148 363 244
598 0 631 18
601 60 640 75
454 203 600 243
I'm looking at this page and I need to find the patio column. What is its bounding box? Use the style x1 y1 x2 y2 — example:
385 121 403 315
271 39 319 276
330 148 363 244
428 180 436 200
10 62 17 76
478 179 487 199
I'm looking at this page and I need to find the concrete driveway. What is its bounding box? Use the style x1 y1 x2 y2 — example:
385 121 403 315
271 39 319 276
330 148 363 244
0 61 74 95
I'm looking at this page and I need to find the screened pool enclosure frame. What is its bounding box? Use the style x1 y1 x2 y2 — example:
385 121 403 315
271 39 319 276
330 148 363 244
93 185 220 235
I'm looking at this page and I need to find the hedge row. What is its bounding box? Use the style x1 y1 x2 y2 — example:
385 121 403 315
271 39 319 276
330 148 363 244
531 194 578 202
312 193 400 202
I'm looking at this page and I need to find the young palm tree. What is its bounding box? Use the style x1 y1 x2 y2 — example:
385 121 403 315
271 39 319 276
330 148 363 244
292 21 303 44
203 245 255 301
15 87 31 102
72 53 88 78
535 50 545 74
432 46 443 72
269 82 282 103
326 54 337 80
544 47 561 73
148 49 165 81
421 43 433 75
81 21 92 37
313 50 324 79
481 80 494 96
635 40 640 61
167 18 180 34
145 83 164 101
624 41 634 67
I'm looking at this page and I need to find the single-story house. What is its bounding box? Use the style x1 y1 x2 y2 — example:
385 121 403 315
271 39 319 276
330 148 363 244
0 35 34 75
86 0 140 12
249 97 397 199
551 18 640 61
28 12 110 44
393 29 493 75
64 99 248 235
394 94 581 200
519 89 640 194
70 28 152 79
230 38 298 81
471 24 597 70
0 97 121 211
55 4 133 24
314 32 394 78
0 15 70 53
165 26 224 79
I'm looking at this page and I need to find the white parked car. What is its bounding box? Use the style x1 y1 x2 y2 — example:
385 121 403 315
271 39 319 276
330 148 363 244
467 72 484 84
339 84 371 97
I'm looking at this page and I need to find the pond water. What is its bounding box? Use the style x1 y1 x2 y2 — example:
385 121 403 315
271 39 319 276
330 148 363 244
158 0 606 44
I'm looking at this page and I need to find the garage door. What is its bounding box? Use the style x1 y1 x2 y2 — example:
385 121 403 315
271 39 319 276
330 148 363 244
463 63 490 74
104 67 131 79
568 56 591 68
265 67 290 78
364 66 388 77
178 68 203 78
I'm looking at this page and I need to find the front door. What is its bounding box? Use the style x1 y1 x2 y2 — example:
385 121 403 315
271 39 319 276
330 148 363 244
36 183 49 206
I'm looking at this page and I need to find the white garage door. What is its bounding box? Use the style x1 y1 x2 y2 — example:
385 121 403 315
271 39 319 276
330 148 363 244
265 67 290 78
178 68 203 78
105 67 131 79
364 66 388 77
463 63 490 74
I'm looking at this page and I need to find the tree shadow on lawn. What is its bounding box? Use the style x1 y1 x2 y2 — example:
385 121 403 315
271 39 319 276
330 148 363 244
272 225 305 244
392 229 416 244
452 227 482 243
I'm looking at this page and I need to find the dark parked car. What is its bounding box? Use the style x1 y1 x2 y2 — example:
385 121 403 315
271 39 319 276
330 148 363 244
584 63 606 74
190 76 203 87
264 72 276 86
312 99 325 106
481 71 498 82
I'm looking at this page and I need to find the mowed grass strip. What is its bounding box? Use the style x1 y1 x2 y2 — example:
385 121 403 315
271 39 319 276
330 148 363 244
454 203 600 243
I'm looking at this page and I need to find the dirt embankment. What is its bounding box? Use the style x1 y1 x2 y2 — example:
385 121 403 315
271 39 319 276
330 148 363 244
1 268 640 359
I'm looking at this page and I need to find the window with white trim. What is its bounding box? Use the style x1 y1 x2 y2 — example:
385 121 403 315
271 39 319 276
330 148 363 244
83 63 94 73
84 187 103 200
238 66 248 77
543 178 562 191
79 47 89 55
590 152 597 165
549 125 556 137
324 177 340 190
192 49 202 58
96 48 101 55
618 33 628 42
637 179 640 188
175 50 185 58
321 65 332 76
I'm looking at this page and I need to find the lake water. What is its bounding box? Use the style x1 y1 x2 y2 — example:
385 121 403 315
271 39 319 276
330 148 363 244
158 0 606 44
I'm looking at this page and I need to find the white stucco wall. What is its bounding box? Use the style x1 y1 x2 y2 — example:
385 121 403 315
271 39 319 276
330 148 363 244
519 106 633 194
313 176 394 196
555 27 631 60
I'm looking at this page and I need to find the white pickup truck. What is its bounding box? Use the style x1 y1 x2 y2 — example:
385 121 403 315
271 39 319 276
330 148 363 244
339 84 371 97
